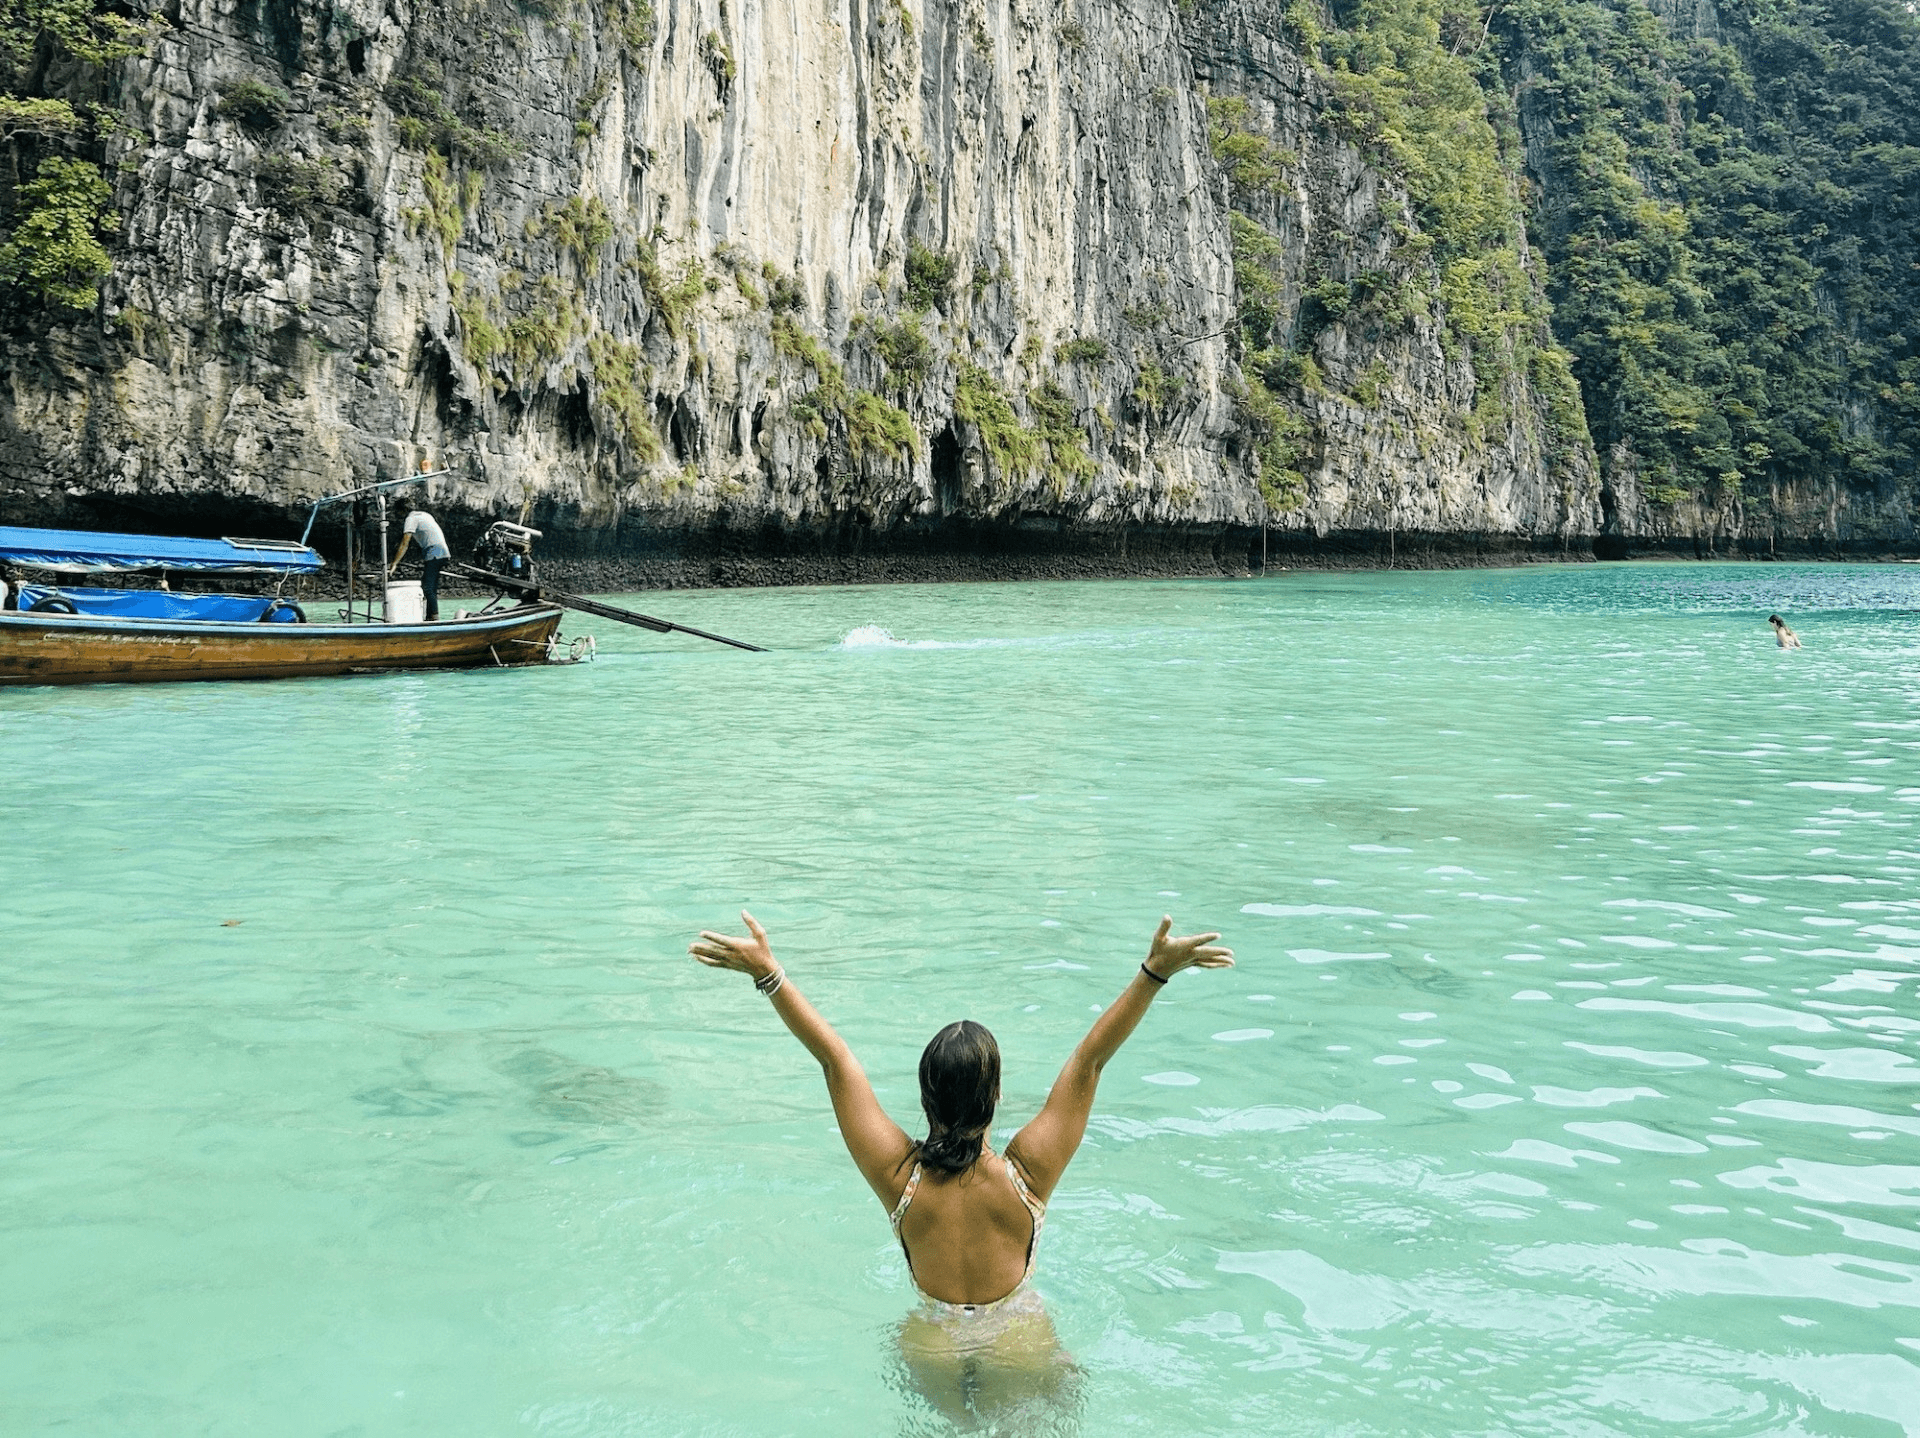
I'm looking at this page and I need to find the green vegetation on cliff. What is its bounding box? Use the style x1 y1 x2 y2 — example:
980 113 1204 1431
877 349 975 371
1207 0 1592 510
1492 0 1920 504
1 0 146 309
773 314 917 463
955 364 1098 499
1204 0 1916 524
0 154 111 306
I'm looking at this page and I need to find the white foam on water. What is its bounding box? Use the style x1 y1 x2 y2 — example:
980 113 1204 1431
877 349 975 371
1531 1085 1664 1108
1769 1046 1920 1082
836 624 1116 653
1488 1139 1620 1168
1604 898 1736 919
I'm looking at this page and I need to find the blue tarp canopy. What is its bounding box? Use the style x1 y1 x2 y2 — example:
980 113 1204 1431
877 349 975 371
16 586 301 622
0 525 323 574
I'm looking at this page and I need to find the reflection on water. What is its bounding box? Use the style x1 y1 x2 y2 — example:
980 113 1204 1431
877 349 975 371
2 562 1917 1433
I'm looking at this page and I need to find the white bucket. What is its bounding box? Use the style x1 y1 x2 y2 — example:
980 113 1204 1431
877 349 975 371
384 580 425 624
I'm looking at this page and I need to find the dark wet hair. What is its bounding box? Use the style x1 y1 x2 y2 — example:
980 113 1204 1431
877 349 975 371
915 1020 1000 1174
1768 614 1784 625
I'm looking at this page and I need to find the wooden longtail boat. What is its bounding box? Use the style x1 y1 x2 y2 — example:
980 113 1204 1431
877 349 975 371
0 603 567 687
1 481 761 687
0 520 574 688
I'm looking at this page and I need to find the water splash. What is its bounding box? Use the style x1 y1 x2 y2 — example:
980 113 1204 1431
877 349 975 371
838 623 904 648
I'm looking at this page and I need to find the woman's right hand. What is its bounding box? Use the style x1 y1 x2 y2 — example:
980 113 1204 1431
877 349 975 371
689 910 780 984
1143 915 1234 980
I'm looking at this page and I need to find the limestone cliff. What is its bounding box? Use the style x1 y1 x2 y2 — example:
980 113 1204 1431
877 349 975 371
0 0 1602 581
1494 0 1919 559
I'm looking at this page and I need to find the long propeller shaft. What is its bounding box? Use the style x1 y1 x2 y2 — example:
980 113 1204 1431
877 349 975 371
445 563 766 652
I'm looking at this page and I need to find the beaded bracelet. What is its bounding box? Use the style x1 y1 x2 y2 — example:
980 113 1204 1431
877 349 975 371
755 965 786 998
1139 962 1168 985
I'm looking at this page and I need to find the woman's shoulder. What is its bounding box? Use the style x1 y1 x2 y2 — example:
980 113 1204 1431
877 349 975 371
976 1149 1043 1210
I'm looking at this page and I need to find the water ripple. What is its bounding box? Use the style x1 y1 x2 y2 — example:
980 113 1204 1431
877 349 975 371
5 563 1918 1433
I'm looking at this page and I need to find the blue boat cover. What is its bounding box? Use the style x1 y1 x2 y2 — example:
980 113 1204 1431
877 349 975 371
0 525 323 574
16 585 301 622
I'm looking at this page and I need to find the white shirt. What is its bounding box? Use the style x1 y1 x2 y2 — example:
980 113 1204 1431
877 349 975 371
404 510 450 560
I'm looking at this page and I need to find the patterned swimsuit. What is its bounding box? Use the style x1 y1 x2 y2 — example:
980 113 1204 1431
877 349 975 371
889 1152 1048 1341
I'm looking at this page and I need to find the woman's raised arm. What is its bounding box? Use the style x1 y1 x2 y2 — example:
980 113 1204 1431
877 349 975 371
1007 917 1232 1202
691 912 914 1207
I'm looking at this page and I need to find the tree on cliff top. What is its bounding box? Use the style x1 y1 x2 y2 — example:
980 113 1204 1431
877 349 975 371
1 0 149 310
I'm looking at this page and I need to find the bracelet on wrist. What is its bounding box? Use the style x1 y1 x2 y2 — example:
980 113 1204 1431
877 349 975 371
754 965 786 997
1139 961 1169 986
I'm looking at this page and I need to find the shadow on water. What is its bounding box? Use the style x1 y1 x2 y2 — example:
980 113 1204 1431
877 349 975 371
492 1045 669 1128
1343 959 1474 998
351 1083 471 1117
350 1045 669 1133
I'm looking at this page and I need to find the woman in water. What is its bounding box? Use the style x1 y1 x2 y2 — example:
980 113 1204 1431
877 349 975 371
690 912 1232 1422
1769 614 1802 648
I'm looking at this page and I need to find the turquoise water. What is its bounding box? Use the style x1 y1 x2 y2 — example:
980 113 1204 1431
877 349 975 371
4 562 1918 1435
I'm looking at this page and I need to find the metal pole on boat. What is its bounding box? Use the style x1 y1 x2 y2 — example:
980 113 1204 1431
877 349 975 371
376 492 390 622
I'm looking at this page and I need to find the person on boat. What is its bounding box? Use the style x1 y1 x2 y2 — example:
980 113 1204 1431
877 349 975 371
389 499 451 621
689 912 1232 1421
1769 613 1802 649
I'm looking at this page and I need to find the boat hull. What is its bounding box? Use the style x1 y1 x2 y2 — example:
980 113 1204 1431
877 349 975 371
0 604 567 687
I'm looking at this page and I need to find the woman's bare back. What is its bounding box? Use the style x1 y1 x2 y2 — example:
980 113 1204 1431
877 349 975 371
894 1149 1039 1305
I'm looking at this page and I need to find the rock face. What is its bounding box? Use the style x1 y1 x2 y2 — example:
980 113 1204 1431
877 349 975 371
1183 0 1601 564
0 0 1602 582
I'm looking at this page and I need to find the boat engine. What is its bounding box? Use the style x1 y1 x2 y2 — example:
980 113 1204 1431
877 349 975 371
475 521 541 583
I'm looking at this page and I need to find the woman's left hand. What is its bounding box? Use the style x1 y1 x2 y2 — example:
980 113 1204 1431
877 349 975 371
1143 915 1235 980
690 911 779 984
